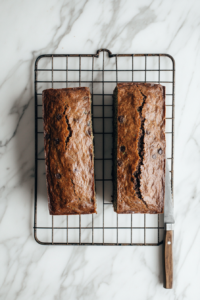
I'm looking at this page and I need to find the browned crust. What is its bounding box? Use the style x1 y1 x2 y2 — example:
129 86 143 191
42 87 96 215
114 83 165 214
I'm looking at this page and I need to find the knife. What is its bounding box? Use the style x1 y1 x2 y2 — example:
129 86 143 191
163 158 175 289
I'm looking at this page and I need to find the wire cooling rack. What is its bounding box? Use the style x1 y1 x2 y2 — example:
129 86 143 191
34 49 175 246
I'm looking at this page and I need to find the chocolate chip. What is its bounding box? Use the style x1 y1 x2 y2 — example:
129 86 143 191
118 116 124 123
54 138 59 145
133 171 138 177
87 128 91 136
152 154 156 159
57 114 62 120
140 150 144 157
55 173 61 179
146 130 150 135
158 148 163 155
120 146 125 152
117 160 122 167
45 134 50 140
74 168 78 172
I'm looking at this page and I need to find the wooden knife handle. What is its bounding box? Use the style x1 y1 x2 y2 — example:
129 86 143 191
164 229 173 289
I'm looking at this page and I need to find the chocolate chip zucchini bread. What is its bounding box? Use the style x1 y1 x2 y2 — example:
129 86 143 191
42 87 96 215
113 83 165 214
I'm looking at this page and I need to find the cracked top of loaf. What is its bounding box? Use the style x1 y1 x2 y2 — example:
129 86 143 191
42 87 96 215
113 83 165 214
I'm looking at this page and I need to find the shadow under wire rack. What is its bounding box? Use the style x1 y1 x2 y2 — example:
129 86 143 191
34 49 175 246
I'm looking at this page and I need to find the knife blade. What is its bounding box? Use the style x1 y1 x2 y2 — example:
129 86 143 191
163 158 175 289
164 158 175 225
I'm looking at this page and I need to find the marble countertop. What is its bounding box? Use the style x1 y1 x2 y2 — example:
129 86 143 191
1 0 200 299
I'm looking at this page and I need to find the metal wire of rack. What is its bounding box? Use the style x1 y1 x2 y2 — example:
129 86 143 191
34 49 175 246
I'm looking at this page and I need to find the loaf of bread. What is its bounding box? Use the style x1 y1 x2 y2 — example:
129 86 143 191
42 87 96 215
113 83 165 214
